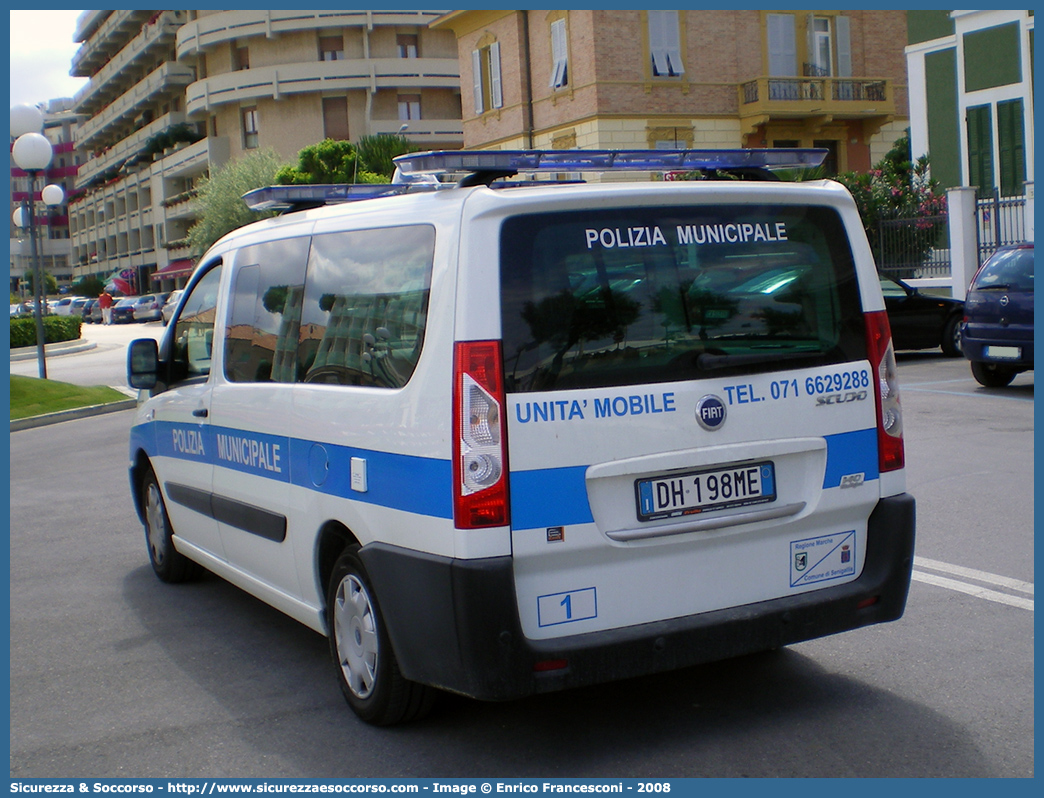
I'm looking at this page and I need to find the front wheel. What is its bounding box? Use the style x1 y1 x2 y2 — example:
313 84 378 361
941 315 963 357
970 360 1017 388
141 468 202 583
327 546 435 725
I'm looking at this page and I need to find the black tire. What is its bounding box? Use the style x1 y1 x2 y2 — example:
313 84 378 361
941 315 963 357
141 468 202 583
326 546 435 726
970 360 1017 388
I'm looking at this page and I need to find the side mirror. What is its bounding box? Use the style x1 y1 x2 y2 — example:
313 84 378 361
128 338 159 390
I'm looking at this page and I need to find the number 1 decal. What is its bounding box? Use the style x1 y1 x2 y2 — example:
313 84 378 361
538 587 597 627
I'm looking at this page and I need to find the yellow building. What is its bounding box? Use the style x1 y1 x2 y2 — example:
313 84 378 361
433 9 909 175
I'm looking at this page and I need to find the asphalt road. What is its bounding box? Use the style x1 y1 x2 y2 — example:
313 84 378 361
7 350 1033 778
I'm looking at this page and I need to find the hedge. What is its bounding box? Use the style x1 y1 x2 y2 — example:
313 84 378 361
9 315 82 348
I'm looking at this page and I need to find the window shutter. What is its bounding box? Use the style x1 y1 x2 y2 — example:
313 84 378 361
550 18 568 88
648 11 669 75
472 49 483 114
767 14 796 76
997 99 1025 197
836 16 852 77
490 42 503 109
665 11 684 76
966 105 994 196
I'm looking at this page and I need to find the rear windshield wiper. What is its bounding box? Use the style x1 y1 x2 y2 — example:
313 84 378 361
975 283 1011 290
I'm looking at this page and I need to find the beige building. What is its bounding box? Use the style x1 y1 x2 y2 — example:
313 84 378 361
68 9 462 293
433 9 909 174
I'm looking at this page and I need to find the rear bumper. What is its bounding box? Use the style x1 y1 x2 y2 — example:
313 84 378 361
962 327 1034 367
362 493 916 701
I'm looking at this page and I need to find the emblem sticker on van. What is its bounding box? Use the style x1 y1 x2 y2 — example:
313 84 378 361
790 531 857 587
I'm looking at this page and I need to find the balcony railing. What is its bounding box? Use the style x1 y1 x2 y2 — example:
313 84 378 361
183 58 460 117
741 76 889 106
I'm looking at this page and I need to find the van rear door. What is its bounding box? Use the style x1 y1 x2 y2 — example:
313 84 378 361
496 195 884 639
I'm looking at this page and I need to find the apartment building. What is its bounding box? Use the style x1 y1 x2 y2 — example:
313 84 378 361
9 98 82 294
432 9 909 174
906 10 1033 195
68 9 462 294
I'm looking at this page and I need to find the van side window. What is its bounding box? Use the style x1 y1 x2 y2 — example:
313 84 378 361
297 225 435 388
171 264 222 383
224 238 309 383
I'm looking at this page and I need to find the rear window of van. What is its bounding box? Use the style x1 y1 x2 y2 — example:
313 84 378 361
500 204 865 392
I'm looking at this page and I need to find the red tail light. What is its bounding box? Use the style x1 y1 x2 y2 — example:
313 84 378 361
453 341 509 528
864 310 905 472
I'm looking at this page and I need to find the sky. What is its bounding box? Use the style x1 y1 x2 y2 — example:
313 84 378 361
9 9 88 108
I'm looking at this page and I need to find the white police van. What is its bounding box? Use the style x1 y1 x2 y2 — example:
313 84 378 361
128 149 915 725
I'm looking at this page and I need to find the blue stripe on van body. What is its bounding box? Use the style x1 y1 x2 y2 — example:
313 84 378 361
135 422 878 530
507 429 881 530
137 420 453 519
286 438 453 519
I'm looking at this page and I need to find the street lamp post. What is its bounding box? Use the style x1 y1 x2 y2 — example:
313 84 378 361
11 104 59 380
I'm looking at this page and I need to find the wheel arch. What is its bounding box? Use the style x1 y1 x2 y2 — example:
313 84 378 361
315 520 360 632
129 449 153 525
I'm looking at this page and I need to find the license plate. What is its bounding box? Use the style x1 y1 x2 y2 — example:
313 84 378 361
636 461 776 522
985 345 1021 360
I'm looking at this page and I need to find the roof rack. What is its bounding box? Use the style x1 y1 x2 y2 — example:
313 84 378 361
241 148 828 213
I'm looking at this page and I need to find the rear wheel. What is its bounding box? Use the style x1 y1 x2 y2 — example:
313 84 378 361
941 315 962 357
970 360 1017 388
326 545 435 725
141 468 202 583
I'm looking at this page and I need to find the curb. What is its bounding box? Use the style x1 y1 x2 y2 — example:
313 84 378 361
10 339 98 361
10 397 138 432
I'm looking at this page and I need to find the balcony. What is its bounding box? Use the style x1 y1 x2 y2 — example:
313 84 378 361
71 10 154 78
75 111 188 188
176 9 445 59
183 58 460 118
76 62 195 150
737 75 895 137
73 11 184 115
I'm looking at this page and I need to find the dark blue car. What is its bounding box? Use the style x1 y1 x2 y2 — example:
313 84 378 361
961 243 1034 387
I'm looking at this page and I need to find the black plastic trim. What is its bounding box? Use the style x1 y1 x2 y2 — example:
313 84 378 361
165 481 287 542
361 493 915 701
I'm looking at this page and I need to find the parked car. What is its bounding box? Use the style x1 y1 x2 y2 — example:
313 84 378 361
161 289 184 325
879 275 964 356
111 297 139 323
10 303 31 317
961 243 1034 387
52 296 80 316
88 299 104 324
81 298 98 323
132 293 171 322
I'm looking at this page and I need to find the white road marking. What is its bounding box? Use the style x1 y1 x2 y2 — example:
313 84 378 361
914 556 1034 595
911 570 1034 611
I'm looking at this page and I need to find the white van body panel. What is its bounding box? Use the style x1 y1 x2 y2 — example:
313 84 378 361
129 155 915 714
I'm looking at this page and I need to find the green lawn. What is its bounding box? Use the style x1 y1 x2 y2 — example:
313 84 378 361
9 375 129 420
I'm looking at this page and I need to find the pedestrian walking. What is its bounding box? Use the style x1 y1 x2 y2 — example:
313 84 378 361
98 289 114 325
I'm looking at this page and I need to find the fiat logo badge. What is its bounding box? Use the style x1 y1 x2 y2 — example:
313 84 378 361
695 395 727 431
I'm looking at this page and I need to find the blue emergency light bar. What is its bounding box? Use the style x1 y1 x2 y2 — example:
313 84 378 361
392 148 828 176
242 183 437 212
242 149 828 212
